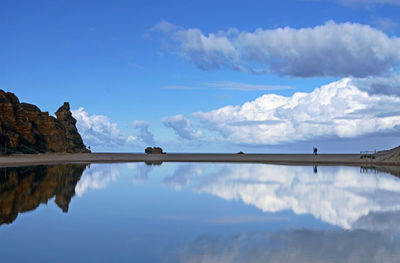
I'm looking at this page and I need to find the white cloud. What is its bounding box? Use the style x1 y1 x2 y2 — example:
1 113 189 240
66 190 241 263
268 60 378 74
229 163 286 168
154 20 400 77
190 78 400 145
132 120 155 145
162 114 203 140
72 107 128 148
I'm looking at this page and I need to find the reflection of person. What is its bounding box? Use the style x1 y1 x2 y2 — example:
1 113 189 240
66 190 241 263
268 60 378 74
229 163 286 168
313 147 318 155
313 165 318 174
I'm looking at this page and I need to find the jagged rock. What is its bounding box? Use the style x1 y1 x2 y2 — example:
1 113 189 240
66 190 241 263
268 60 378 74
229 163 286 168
0 90 90 154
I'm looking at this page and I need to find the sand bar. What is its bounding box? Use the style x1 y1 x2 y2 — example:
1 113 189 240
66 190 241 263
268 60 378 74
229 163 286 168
0 152 395 167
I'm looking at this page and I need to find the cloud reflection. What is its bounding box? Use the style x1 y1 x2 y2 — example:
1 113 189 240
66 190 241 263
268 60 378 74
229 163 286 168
75 164 120 197
75 163 154 197
162 164 202 190
178 229 400 263
165 164 400 229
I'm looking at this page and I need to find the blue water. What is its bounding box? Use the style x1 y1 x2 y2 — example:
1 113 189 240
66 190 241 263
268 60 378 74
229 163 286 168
1 163 400 262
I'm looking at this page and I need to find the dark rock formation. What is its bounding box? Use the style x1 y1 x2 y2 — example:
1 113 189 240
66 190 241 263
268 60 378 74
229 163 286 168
145 147 165 154
0 164 87 226
0 90 90 154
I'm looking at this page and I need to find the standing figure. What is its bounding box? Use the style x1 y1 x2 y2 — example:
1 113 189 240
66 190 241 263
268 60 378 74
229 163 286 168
313 147 318 155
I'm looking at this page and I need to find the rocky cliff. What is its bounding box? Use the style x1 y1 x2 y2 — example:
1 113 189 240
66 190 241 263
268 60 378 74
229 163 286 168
0 90 90 154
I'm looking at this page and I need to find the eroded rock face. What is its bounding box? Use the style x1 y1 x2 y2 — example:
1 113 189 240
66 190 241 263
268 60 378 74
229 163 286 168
0 164 87 225
0 90 90 154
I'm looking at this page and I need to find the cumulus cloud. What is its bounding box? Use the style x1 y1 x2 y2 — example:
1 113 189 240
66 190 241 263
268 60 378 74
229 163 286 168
154 20 400 77
132 120 155 145
164 163 400 229
190 78 400 145
162 114 203 140
72 107 128 148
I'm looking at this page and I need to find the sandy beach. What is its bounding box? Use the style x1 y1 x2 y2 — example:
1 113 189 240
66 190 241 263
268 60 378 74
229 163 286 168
0 152 395 167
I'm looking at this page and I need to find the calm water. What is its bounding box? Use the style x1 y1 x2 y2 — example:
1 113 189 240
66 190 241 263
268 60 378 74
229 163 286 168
1 163 400 262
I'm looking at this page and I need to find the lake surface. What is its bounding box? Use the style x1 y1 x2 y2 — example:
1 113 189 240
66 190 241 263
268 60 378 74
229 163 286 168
1 163 400 262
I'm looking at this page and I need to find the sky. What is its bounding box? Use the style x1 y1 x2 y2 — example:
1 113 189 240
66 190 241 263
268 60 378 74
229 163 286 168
1 0 400 153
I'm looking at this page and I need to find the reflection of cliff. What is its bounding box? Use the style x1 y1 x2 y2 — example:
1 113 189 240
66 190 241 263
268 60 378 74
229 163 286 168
0 164 86 226
363 165 400 178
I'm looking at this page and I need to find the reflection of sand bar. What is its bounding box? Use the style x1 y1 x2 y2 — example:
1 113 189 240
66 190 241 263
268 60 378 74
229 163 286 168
0 152 399 167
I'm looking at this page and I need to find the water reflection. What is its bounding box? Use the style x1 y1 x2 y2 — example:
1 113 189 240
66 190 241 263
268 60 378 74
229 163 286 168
3 163 399 231
163 164 400 229
1 162 400 261
178 230 400 263
75 164 120 197
0 164 86 226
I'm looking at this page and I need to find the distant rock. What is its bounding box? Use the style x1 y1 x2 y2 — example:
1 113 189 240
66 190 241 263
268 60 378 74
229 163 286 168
145 147 165 154
0 90 90 154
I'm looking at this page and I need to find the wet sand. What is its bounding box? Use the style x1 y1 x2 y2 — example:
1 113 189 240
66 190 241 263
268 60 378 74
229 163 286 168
0 152 392 167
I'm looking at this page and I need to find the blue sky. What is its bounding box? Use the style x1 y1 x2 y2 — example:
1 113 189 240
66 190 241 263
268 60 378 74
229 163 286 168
2 0 400 153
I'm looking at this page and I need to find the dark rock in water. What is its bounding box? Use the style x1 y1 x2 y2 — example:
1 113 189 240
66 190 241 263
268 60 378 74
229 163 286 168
0 90 90 154
0 164 87 225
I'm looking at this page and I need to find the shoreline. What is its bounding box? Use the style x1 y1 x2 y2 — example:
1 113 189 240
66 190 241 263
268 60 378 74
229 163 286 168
0 152 396 167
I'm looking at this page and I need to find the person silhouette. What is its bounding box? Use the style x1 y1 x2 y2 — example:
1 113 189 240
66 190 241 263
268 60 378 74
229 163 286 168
313 147 318 155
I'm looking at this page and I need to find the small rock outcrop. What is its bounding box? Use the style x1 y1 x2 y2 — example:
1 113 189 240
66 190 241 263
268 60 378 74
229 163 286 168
145 147 165 154
0 90 90 154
